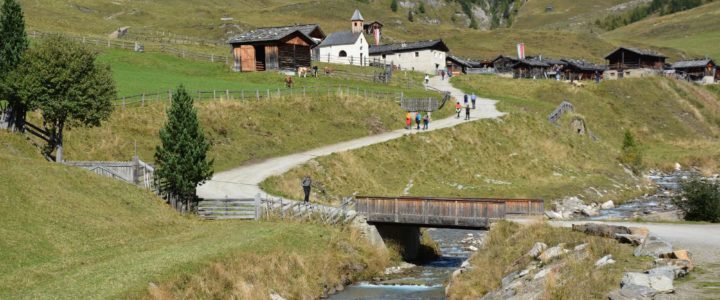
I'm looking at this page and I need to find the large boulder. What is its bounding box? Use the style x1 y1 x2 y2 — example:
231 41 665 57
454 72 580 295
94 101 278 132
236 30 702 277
538 244 569 263
620 272 674 297
615 233 645 246
647 266 688 280
628 227 650 239
595 254 616 268
545 210 563 220
581 206 600 217
601 200 615 209
526 242 548 258
634 235 673 258
572 223 631 238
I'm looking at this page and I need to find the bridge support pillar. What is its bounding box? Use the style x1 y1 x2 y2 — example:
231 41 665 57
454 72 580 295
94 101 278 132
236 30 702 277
375 224 421 261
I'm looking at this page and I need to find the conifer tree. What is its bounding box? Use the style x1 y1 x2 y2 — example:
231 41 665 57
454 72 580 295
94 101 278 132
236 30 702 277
0 0 28 130
154 85 213 212
391 0 398 12
408 10 414 22
419 2 426 14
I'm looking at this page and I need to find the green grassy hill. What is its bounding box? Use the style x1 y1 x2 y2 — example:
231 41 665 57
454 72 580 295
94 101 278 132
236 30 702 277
262 77 720 204
512 0 639 31
603 1 720 60
0 132 389 299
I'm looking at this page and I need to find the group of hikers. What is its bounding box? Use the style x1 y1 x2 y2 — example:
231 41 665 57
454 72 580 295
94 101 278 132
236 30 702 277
455 93 477 120
405 111 431 130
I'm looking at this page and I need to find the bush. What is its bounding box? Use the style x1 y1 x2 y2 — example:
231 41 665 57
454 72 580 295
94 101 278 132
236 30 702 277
390 0 398 12
619 130 644 175
674 179 720 222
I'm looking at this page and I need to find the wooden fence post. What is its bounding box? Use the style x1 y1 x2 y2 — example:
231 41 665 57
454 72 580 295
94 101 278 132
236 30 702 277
256 89 260 100
241 90 245 100
141 94 145 107
255 193 261 220
168 89 172 101
213 90 216 101
303 86 306 98
122 97 126 109
226 90 229 100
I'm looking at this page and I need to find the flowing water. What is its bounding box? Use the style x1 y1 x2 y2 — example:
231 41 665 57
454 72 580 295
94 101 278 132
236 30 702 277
331 228 485 300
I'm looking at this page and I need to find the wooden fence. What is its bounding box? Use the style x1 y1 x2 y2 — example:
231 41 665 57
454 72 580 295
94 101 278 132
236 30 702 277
65 158 154 189
197 197 261 220
355 196 544 229
548 101 574 123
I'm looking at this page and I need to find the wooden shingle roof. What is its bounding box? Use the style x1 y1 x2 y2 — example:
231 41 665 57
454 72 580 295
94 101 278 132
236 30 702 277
228 24 323 44
604 47 667 59
369 40 449 55
671 59 715 69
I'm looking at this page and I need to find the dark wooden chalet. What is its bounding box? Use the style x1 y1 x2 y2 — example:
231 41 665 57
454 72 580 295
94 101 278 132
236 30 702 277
491 55 519 73
605 47 666 70
228 24 326 72
446 55 474 75
562 59 606 80
671 59 716 81
512 59 550 79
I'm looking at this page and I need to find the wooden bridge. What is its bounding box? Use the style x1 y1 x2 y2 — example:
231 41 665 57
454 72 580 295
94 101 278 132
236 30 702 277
355 196 544 229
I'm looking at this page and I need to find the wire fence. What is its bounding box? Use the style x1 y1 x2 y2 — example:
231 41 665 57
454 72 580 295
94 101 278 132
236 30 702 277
113 84 429 109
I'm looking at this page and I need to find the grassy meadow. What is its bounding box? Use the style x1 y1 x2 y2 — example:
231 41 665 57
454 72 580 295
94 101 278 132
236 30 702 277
262 76 720 204
447 221 652 299
0 133 392 299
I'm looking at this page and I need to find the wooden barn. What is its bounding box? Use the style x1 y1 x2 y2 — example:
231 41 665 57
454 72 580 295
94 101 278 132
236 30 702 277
562 59 606 81
228 24 325 72
446 55 474 75
512 59 550 79
671 59 716 81
491 55 519 73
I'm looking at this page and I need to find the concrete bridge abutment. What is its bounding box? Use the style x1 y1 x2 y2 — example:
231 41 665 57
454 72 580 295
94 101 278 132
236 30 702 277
375 224 421 261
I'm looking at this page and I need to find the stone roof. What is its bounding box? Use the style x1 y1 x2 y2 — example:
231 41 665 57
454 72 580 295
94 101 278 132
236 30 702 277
369 40 449 55
513 59 550 68
605 47 667 59
228 24 321 44
318 31 363 47
447 55 473 67
671 59 714 69
562 59 606 71
351 9 364 21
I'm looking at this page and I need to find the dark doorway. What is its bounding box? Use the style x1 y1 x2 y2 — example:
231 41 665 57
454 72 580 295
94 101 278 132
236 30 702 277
253 45 266 71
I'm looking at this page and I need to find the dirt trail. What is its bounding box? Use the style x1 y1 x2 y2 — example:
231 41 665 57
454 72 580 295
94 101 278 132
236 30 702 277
197 76 504 199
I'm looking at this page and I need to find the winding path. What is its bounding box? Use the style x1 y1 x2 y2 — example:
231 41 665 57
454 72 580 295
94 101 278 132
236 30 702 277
197 76 505 199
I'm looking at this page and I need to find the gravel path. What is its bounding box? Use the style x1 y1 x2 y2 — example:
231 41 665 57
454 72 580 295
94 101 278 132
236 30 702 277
197 76 504 199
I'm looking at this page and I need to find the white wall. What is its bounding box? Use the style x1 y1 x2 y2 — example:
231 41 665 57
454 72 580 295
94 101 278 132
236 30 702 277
317 35 370 66
369 49 447 74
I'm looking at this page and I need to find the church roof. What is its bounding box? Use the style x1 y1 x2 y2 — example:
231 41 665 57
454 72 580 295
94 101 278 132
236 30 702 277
351 9 364 21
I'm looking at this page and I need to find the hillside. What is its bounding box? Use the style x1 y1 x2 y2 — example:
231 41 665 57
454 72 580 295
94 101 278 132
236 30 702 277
512 0 645 31
0 132 389 299
262 77 720 204
603 1 720 60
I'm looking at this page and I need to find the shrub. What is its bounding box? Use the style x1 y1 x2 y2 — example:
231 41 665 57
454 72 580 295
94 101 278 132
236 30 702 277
390 0 398 12
619 130 643 175
674 179 720 222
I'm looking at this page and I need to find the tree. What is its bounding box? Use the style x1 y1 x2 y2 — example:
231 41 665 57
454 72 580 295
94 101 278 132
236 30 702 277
390 0 398 12
674 179 720 222
469 17 479 29
0 0 28 131
408 10 414 22
419 2 426 14
619 130 643 175
154 85 213 212
9 35 115 161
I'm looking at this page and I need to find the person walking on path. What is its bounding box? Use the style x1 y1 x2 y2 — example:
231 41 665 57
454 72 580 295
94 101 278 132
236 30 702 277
422 112 430 130
455 101 462 119
415 111 422 130
301 176 312 204
441 70 446 80
424 74 430 85
465 103 471 120
463 94 468 106
405 112 412 130
471 93 477 109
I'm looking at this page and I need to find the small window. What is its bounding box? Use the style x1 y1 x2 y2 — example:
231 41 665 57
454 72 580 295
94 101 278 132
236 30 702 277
339 50 347 57
415 52 419 57
382 54 386 59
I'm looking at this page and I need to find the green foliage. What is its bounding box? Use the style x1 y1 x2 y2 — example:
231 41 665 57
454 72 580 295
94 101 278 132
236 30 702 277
0 0 28 128
9 35 115 161
418 2 426 14
154 85 213 208
390 0 398 12
469 17 479 29
597 0 709 30
407 9 414 22
675 179 720 222
619 130 644 175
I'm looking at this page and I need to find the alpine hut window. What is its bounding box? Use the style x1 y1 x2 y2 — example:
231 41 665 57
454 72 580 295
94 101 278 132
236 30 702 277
339 50 347 57
415 52 419 57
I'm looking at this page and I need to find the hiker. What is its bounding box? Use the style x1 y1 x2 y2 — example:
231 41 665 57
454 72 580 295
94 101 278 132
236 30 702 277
301 176 312 204
465 102 471 120
405 112 412 130
441 70 446 80
595 71 601 84
471 93 477 109
555 72 561 81
424 74 430 85
422 112 430 130
415 111 422 130
455 101 462 119
463 94 469 106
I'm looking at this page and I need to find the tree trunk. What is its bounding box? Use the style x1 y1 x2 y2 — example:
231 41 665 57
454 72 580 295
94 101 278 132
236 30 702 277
55 125 64 162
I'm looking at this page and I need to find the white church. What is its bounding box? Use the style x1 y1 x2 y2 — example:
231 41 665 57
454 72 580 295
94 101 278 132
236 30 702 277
317 9 370 66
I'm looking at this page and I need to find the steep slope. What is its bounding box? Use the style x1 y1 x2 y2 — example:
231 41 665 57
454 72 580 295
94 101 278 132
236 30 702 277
512 0 644 31
602 1 720 60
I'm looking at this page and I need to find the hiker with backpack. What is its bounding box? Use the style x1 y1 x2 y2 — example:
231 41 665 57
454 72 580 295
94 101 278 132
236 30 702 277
465 102 471 120
405 112 412 130
301 176 312 204
455 101 462 119
422 112 430 130
471 93 477 109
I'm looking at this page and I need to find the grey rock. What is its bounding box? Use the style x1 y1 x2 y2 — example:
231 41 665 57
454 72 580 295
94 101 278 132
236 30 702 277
621 272 674 296
647 266 687 280
615 233 645 246
545 210 563 220
526 242 548 258
538 244 569 263
572 223 631 238
582 207 600 217
574 243 589 251
634 235 673 258
601 200 616 209
270 292 287 300
501 270 520 287
595 254 616 267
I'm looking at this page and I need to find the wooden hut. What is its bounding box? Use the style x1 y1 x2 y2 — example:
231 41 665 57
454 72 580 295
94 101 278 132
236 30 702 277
491 55 519 73
562 59 606 81
228 24 325 72
604 47 666 79
671 59 716 81
511 59 550 79
446 55 474 75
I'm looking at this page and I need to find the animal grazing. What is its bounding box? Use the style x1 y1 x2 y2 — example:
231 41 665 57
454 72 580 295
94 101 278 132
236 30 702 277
324 66 334 75
285 76 294 88
297 67 309 78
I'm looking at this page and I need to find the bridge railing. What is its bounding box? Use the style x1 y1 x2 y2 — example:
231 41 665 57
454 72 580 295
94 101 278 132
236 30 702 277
356 196 544 228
